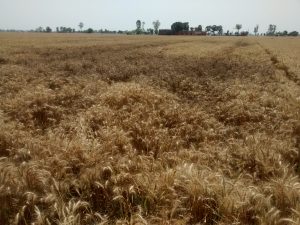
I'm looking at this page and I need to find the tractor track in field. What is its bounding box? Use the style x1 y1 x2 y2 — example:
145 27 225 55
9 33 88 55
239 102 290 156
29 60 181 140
257 42 300 86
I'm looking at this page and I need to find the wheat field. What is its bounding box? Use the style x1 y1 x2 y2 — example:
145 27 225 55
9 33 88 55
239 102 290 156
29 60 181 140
0 33 300 225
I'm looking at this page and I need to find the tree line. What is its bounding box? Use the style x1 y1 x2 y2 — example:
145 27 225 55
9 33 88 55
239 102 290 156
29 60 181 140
32 23 121 34
1 21 298 36
132 20 298 36
157 22 298 36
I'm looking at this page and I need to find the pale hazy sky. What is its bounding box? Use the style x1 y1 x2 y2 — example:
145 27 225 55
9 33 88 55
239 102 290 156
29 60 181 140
1 0 299 33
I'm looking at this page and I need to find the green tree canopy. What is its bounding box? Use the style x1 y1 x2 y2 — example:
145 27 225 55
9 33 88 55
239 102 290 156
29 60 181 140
171 22 189 33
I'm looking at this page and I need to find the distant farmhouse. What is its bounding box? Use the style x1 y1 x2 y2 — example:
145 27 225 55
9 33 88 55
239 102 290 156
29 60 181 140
159 22 207 35
176 31 207 35
158 29 173 35
159 29 207 35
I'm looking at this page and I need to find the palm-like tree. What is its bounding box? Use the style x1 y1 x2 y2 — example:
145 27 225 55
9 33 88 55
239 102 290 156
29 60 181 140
78 22 84 32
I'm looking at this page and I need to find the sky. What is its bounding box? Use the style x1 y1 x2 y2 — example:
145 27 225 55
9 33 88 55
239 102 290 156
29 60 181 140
0 0 300 33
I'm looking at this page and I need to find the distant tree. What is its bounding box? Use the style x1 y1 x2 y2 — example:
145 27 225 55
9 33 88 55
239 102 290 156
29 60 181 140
57 27 74 33
240 31 249 36
35 26 44 32
142 21 145 32
211 25 218 35
45 26 52 33
190 27 195 32
217 25 223 35
288 31 299 36
171 22 183 33
172 22 182 33
282 30 288 36
78 22 84 32
254 25 259 36
195 25 202 32
183 22 189 31
86 28 94 33
171 22 189 33
267 24 276 36
147 28 154 35
206 25 212 34
152 20 161 34
235 24 242 34
136 20 142 34
205 25 222 35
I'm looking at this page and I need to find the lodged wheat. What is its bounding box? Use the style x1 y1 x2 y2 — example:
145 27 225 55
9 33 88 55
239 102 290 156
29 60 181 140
0 33 300 224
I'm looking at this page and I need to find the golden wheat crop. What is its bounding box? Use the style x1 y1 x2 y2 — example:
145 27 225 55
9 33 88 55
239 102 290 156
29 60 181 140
0 33 300 225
